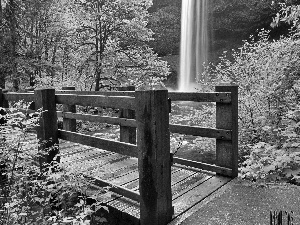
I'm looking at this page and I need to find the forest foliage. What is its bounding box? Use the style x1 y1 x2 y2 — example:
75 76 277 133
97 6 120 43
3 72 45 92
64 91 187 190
203 0 300 183
0 0 170 91
2 1 300 223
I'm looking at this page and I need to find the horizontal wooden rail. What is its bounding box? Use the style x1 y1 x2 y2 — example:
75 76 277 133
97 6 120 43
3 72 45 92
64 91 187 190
169 124 232 140
3 91 232 104
58 130 138 158
57 111 137 127
3 93 35 102
56 90 135 97
56 91 232 103
168 92 231 103
55 94 136 110
172 156 232 177
84 175 140 202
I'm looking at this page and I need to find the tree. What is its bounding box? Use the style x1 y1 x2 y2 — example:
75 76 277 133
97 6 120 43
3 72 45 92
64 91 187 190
0 0 71 90
0 0 19 90
0 0 170 91
74 0 169 91
148 5 181 56
271 1 300 33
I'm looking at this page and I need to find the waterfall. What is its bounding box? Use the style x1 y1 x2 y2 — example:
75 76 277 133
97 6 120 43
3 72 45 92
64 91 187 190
179 0 209 91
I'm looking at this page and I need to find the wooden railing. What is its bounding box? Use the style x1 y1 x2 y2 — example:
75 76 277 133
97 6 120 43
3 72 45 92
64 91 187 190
0 84 238 225
169 85 238 178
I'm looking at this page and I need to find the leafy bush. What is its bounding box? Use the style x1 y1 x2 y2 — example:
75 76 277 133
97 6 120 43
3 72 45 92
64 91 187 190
0 106 109 224
204 29 300 182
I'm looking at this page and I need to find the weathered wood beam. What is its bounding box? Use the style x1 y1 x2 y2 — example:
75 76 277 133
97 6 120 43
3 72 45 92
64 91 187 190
87 175 140 202
168 92 231 103
58 129 138 158
215 84 238 178
62 87 76 132
56 90 135 97
55 94 136 110
3 93 35 102
170 124 232 140
57 112 137 127
119 86 136 144
172 157 232 177
35 89 59 171
136 89 173 225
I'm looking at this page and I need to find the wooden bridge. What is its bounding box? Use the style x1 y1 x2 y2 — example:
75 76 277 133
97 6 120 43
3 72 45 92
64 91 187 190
0 84 238 225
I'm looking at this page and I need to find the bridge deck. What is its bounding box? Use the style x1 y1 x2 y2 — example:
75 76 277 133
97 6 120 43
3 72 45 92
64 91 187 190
56 138 232 224
24 134 231 224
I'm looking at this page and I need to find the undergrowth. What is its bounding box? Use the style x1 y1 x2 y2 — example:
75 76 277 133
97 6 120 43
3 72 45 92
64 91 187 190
204 29 300 184
0 104 109 225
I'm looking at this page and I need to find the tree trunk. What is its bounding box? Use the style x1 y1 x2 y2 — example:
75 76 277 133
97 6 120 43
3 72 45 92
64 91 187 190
0 0 5 88
8 0 19 91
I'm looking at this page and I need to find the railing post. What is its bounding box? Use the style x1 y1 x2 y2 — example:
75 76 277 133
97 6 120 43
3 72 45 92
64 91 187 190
62 86 76 132
0 89 4 108
136 89 173 225
215 84 238 178
0 89 9 108
34 89 59 171
118 86 136 144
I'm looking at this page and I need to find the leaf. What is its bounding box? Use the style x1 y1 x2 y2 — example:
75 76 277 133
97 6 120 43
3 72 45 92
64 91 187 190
262 165 276 173
62 217 75 222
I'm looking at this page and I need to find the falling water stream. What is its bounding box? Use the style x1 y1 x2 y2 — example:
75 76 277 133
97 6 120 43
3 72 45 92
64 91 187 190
179 0 209 91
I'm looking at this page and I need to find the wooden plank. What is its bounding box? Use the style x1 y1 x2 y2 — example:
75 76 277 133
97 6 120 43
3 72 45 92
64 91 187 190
136 89 173 225
216 84 238 177
119 86 136 144
123 166 182 191
170 124 231 140
55 94 136 110
58 130 138 158
105 171 212 222
173 157 232 176
172 173 212 200
90 154 129 167
109 170 139 186
168 92 231 103
3 93 35 102
103 166 184 217
106 197 140 225
57 112 137 127
92 157 138 179
62 87 76 132
35 89 59 170
170 169 195 186
60 146 93 157
172 176 231 218
63 153 126 173
56 90 135 97
0 89 8 108
103 169 190 221
86 176 140 202
61 149 113 164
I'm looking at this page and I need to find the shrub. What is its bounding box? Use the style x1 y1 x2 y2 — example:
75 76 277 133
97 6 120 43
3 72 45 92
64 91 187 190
0 105 108 224
204 29 300 182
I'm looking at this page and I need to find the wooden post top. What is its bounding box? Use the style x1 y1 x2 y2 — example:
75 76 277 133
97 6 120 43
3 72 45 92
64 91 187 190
216 83 238 87
118 86 135 91
0 89 9 93
62 86 76 90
